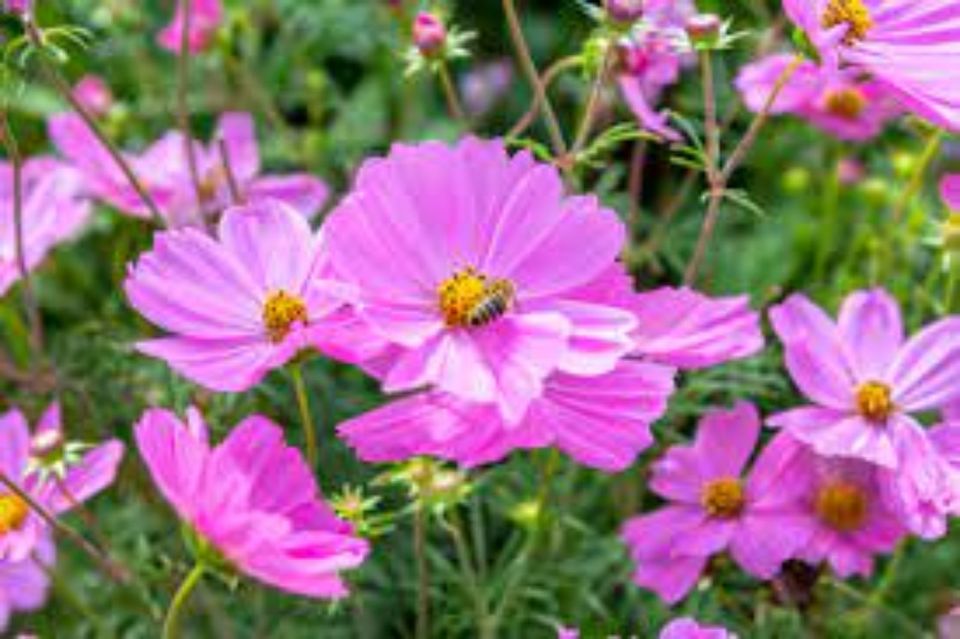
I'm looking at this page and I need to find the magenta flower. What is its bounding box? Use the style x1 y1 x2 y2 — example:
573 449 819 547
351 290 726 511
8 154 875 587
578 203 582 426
660 618 736 639
0 158 90 296
412 12 447 55
0 403 123 563
736 54 901 141
615 0 695 141
768 289 960 537
769 434 905 577
135 407 369 598
49 112 328 226
72 75 114 118
768 289 960 467
157 0 224 54
621 403 810 603
0 533 53 633
783 0 960 130
324 137 635 423
338 359 675 472
125 200 381 392
942 174 960 210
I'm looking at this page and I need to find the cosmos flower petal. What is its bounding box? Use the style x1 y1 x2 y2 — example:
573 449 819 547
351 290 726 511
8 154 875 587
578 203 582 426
694 401 761 480
215 112 260 180
629 555 707 605
769 294 856 408
941 174 960 210
48 441 125 515
247 174 330 220
629 287 764 369
889 317 960 410
837 288 904 379
0 409 30 478
136 336 276 392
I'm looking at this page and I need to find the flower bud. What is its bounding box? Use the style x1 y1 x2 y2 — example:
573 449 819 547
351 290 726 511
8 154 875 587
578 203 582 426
685 13 722 47
73 75 114 118
413 12 446 56
605 0 643 24
4 0 30 14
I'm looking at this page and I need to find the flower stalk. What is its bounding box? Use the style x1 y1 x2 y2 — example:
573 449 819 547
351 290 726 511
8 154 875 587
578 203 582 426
162 563 206 639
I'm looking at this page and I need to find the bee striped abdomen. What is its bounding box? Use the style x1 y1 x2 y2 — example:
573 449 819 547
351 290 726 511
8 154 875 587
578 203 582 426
466 279 515 327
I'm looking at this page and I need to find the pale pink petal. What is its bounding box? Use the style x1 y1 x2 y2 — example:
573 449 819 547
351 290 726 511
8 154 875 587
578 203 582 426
246 174 330 220
137 335 276 392
769 294 856 409
836 288 903 380
694 401 760 479
214 112 260 181
629 556 707 605
889 317 960 411
942 174 960 210
48 441 124 514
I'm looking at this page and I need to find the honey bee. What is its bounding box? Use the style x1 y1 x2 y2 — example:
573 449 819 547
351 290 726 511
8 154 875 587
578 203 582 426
466 279 516 327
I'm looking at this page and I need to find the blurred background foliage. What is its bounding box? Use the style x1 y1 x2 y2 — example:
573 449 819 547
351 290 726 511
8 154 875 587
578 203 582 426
1 0 958 637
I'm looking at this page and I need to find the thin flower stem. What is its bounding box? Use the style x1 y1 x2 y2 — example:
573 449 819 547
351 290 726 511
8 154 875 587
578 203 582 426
162 563 206 639
437 62 468 125
892 127 944 223
414 501 430 639
24 18 165 225
217 138 244 205
289 362 318 468
0 471 128 583
627 139 647 233
570 47 612 156
488 449 560 630
700 50 720 183
684 55 803 285
176 0 208 228
506 55 580 140
501 0 567 157
441 511 491 637
33 551 106 633
0 110 43 357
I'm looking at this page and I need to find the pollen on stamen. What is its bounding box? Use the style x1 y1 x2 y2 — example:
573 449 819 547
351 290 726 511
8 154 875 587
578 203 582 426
0 493 29 535
824 88 867 120
437 267 515 328
701 477 745 518
856 381 894 423
821 0 873 44
815 481 868 532
262 290 309 343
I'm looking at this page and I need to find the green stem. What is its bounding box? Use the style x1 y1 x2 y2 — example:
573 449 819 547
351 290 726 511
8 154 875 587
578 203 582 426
162 563 205 639
437 62 467 125
414 502 430 639
289 362 317 468
176 0 207 228
892 128 944 223
501 0 567 157
814 143 841 282
570 45 612 156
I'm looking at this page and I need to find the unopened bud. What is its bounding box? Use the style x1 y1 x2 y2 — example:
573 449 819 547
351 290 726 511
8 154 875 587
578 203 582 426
413 12 446 56
605 0 643 24
685 13 722 47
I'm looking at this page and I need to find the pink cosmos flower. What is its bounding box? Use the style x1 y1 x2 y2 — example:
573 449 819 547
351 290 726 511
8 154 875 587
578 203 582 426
768 289 960 537
157 0 224 54
460 60 513 119
783 0 960 130
615 0 695 141
736 54 901 141
338 359 675 472
324 137 636 423
0 158 90 296
72 75 113 118
660 618 736 639
0 533 53 633
0 403 123 563
49 112 328 227
135 407 369 598
621 403 810 604
768 434 905 577
942 174 960 211
125 200 383 392
556 626 579 639
768 289 960 466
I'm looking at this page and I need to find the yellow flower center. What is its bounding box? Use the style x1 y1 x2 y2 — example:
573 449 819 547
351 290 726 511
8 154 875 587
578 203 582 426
815 481 868 532
262 290 308 343
701 477 746 518
824 87 867 120
437 267 516 328
855 381 894 423
0 494 29 535
822 0 873 43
